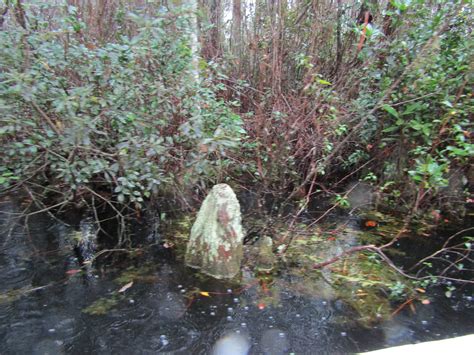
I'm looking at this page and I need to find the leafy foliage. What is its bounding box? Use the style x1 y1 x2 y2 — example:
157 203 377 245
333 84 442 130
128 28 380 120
0 3 244 208
352 1 473 209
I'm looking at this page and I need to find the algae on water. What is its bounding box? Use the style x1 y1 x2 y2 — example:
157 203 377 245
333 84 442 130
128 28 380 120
83 295 122 315
281 219 415 324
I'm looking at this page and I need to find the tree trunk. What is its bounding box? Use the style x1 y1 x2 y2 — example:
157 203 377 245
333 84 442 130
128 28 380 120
208 0 221 58
200 0 221 60
231 0 242 72
178 0 200 82
334 0 343 75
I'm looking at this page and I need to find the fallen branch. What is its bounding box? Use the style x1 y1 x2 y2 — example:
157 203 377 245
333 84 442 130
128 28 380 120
311 230 474 284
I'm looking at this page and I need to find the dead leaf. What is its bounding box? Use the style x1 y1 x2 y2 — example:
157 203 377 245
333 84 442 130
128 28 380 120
118 281 134 293
416 288 426 293
199 291 210 297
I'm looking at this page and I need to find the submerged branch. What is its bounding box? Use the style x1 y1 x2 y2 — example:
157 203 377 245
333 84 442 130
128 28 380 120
312 245 376 269
409 227 474 271
311 225 474 285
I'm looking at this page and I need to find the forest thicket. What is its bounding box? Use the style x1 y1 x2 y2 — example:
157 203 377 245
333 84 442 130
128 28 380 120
1 0 472 232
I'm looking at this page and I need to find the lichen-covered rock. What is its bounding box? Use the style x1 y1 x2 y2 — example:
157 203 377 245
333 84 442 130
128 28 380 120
255 236 275 272
185 184 244 279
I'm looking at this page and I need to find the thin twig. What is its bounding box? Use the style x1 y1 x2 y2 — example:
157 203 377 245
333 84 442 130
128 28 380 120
410 227 474 270
287 6 464 202
30 101 61 136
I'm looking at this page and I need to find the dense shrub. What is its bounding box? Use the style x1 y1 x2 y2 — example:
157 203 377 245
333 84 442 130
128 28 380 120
351 0 473 212
0 3 244 207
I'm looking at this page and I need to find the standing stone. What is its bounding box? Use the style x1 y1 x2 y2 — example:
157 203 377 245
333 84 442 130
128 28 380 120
255 236 275 272
185 184 244 279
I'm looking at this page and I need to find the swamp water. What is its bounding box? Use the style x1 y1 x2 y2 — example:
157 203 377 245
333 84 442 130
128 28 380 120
0 195 473 354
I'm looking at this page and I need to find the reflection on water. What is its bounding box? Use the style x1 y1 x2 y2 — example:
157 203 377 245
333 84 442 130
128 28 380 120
0 196 473 354
212 333 250 355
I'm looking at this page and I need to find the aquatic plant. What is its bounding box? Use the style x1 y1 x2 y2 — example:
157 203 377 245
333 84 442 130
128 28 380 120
83 295 122 315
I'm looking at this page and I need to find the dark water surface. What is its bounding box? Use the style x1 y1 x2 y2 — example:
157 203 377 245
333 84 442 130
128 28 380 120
0 196 473 354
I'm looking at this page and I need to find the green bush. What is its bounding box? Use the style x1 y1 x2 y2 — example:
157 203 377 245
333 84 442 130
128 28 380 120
0 4 244 207
352 0 473 209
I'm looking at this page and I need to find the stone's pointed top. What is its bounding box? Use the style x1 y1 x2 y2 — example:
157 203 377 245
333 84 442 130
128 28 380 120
185 184 244 279
214 183 233 190
212 184 237 197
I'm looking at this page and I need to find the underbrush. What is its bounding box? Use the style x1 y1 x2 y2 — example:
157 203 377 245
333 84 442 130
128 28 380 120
0 3 244 217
